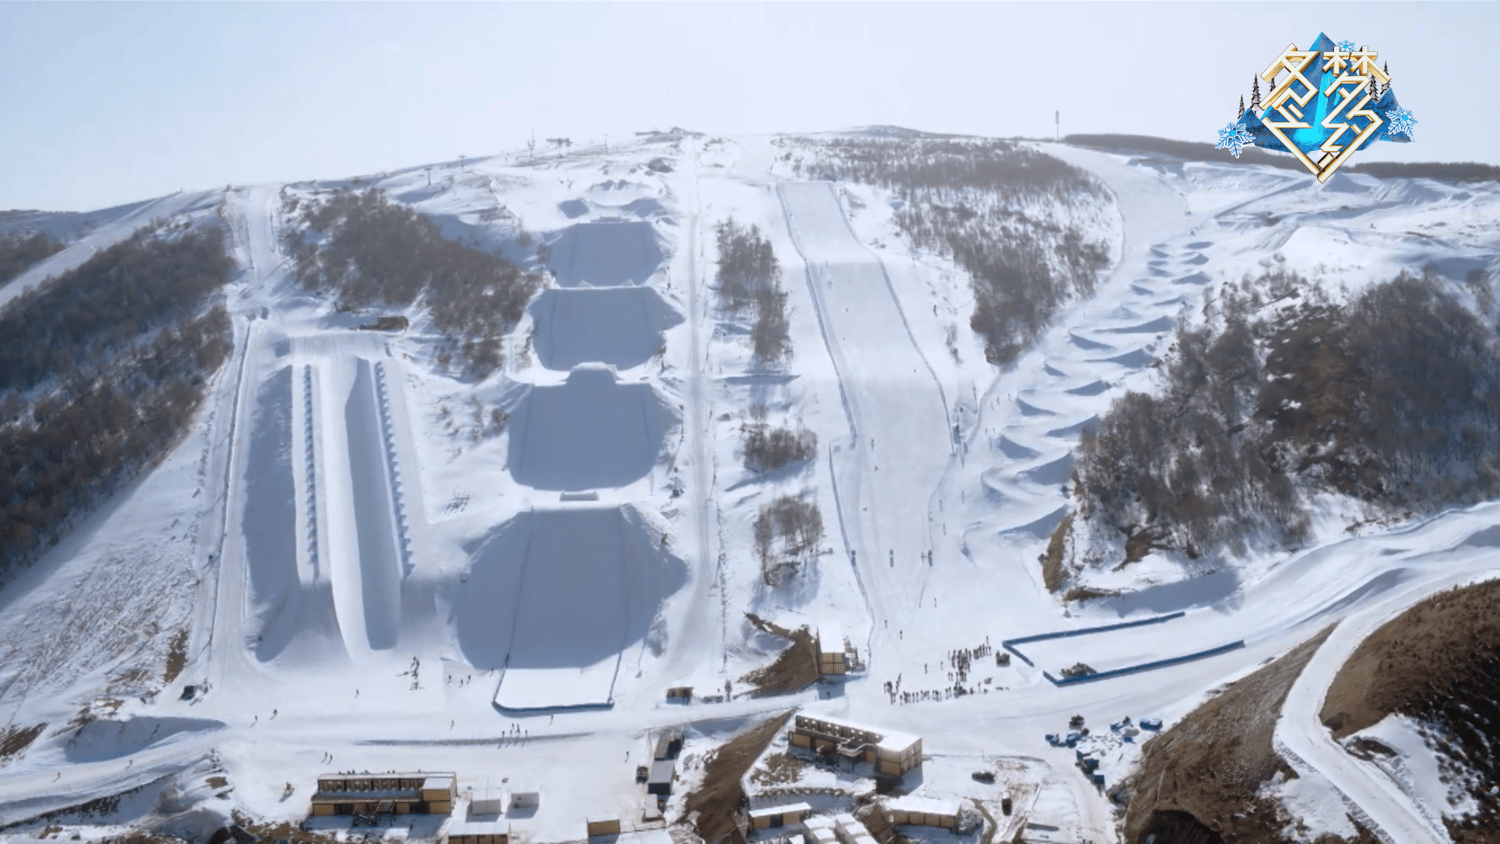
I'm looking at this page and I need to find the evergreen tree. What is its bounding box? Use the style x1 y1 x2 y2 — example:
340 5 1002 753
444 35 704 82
1250 76 1262 113
1238 95 1245 119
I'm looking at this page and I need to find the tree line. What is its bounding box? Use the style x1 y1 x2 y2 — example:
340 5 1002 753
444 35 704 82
0 225 234 576
785 137 1115 364
754 495 824 586
0 227 229 392
1073 266 1500 564
284 188 542 380
743 419 817 474
0 231 63 286
714 218 791 366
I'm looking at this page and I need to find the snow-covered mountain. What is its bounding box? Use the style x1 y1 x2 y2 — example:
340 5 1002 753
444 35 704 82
0 130 1496 844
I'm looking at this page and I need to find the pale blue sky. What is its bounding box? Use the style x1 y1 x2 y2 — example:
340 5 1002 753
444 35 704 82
2 2 1495 211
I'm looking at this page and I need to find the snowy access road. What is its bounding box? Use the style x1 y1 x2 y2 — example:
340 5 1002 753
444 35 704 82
1278 560 1500 844
779 182 953 660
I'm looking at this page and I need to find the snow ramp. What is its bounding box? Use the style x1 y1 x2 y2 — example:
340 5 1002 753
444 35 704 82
242 365 344 664
506 366 675 491
546 221 665 287
531 286 682 370
455 505 687 711
343 358 403 651
243 366 299 660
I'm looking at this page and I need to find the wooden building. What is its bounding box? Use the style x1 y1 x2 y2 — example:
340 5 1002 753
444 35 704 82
816 623 847 675
665 686 693 702
446 819 510 844
788 714 922 777
887 797 960 830
748 803 812 831
309 772 456 817
587 817 622 837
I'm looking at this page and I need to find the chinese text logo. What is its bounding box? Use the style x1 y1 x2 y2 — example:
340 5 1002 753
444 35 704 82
1218 33 1415 182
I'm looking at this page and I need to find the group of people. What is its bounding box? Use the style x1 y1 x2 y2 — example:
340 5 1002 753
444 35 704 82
946 640 994 686
882 637 1001 705
497 722 529 747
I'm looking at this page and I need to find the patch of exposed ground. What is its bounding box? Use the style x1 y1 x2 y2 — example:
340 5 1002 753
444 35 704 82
1122 627 1361 844
163 628 189 684
0 723 45 758
740 614 818 695
1320 578 1500 842
684 711 793 844
227 812 347 844
1043 515 1071 592
749 751 807 786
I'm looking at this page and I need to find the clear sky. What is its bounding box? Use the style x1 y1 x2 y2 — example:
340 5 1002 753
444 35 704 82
2 1 1496 211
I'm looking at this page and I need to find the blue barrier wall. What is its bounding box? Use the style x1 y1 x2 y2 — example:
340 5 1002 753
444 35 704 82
1041 640 1246 686
1002 611 1186 648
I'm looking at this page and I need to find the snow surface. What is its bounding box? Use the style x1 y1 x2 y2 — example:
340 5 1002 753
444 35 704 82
0 135 1497 844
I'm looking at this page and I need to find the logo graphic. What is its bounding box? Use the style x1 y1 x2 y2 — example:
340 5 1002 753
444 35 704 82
1218 33 1415 182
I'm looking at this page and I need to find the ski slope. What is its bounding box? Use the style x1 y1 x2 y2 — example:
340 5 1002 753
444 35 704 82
778 181 953 664
1 134 1498 842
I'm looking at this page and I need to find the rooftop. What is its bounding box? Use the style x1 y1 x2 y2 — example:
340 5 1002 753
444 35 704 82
887 796 962 816
447 819 511 836
794 712 921 753
647 759 675 784
816 622 844 648
748 802 812 820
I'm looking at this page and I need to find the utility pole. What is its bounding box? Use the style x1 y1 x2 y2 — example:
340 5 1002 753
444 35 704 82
425 167 432 187
528 129 535 159
1055 110 1060 142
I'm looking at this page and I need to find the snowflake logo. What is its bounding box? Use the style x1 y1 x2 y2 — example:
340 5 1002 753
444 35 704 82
1387 108 1417 138
1337 39 1357 52
1215 122 1256 158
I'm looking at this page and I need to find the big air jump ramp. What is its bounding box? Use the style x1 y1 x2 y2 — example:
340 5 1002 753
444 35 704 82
530 286 683 371
545 221 665 287
506 366 676 491
456 505 688 711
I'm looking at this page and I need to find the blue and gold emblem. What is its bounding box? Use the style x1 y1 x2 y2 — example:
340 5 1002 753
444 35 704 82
1218 33 1415 181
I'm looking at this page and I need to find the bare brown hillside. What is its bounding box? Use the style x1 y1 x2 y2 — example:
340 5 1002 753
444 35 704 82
1320 577 1500 843
1120 627 1380 844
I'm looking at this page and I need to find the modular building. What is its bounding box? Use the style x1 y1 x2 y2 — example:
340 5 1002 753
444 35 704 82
887 797 960 830
309 772 456 816
446 819 510 844
816 623 847 675
832 813 874 844
647 759 675 796
653 728 684 760
509 786 540 810
804 817 840 844
748 803 813 831
789 714 922 777
587 817 622 837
